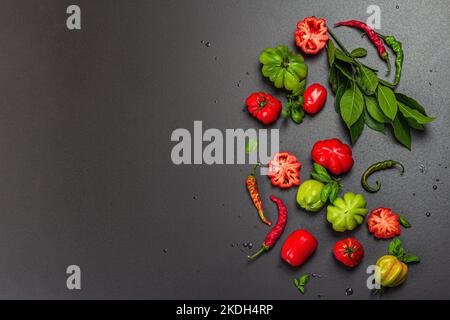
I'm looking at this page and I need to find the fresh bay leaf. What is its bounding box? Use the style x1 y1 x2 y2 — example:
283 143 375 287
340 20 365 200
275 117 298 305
365 96 390 123
398 102 435 124
351 47 368 58
340 84 364 128
335 49 354 63
392 114 411 149
377 85 398 121
327 40 336 66
364 108 385 134
358 66 379 94
349 112 365 144
395 93 427 115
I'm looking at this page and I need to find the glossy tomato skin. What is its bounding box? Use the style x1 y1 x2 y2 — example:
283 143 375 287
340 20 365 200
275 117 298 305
246 92 282 125
281 230 318 267
333 238 364 267
311 138 354 175
303 83 327 114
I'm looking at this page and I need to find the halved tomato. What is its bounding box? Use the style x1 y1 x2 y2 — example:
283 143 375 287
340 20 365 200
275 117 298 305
268 152 301 189
367 208 401 239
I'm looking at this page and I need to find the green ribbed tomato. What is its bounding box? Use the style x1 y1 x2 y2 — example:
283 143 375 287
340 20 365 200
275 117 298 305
296 180 325 212
326 192 368 231
259 45 308 95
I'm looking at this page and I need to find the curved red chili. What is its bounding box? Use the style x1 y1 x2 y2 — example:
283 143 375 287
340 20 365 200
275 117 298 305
334 20 391 73
248 195 288 260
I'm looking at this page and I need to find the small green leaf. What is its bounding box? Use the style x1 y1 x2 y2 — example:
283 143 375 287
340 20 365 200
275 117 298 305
313 163 329 177
335 49 354 63
311 172 332 184
392 115 411 150
377 85 398 121
407 118 425 131
358 66 379 94
388 238 405 259
399 215 412 228
321 184 333 202
335 62 354 81
298 286 305 294
398 102 435 124
299 274 310 286
245 139 258 154
327 40 336 66
365 96 390 123
364 108 385 134
349 113 365 144
293 278 300 287
351 47 368 58
402 254 420 264
329 182 340 203
340 84 364 128
395 93 427 115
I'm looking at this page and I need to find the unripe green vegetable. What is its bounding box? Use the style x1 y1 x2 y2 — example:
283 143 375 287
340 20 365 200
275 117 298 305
296 180 325 212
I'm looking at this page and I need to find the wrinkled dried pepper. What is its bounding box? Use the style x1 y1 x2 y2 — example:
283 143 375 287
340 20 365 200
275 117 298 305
246 165 271 226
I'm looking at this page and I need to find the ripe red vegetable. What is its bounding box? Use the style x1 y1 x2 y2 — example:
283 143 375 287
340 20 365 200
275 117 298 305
333 238 364 267
311 138 354 176
367 208 401 239
246 92 282 125
281 230 318 267
295 17 329 55
302 83 327 114
248 196 288 260
268 152 301 189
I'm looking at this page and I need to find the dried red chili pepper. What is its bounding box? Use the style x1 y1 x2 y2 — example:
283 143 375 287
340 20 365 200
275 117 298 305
334 20 391 73
246 165 271 226
248 195 288 260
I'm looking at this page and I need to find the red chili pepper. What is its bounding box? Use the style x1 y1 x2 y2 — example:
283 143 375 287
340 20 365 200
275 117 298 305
334 20 391 73
295 17 329 54
333 238 364 267
246 92 282 125
302 83 328 114
311 138 354 176
281 230 318 267
248 195 287 260
268 152 302 189
246 165 271 226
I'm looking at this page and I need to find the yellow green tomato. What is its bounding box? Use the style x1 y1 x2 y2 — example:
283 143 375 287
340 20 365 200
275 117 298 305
296 180 325 212
375 255 408 288
326 192 368 231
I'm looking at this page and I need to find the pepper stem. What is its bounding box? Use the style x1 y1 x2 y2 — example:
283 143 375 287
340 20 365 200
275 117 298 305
250 163 260 176
327 28 351 55
247 245 268 261
394 162 405 175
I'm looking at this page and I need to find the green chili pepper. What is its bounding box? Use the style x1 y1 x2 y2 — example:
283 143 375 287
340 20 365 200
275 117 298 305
361 160 405 193
379 34 404 87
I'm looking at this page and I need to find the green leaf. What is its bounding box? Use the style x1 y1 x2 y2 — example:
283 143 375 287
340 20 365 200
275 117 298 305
407 118 425 131
329 182 340 203
335 83 347 112
351 47 368 58
313 163 329 177
299 274 310 286
340 84 364 128
402 254 420 264
311 172 332 184
358 66 379 94
321 184 333 202
392 115 411 150
349 112 365 144
388 238 404 259
293 278 300 287
399 215 411 228
329 66 338 92
292 79 306 96
335 49 354 64
398 102 435 124
395 93 427 115
335 61 354 81
327 40 336 66
298 286 305 294
245 139 258 154
377 85 398 121
365 96 390 123
364 108 385 134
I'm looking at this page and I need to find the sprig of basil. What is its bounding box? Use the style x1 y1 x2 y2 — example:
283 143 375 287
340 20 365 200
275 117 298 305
388 238 420 264
310 164 341 203
294 274 310 294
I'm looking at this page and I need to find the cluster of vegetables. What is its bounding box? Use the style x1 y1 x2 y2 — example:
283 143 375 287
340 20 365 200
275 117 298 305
243 16 427 295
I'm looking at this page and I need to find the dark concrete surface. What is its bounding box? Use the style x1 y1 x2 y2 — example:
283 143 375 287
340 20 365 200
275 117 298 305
0 0 448 299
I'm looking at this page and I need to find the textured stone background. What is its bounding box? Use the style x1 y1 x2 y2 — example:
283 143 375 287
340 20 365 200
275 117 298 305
0 0 448 299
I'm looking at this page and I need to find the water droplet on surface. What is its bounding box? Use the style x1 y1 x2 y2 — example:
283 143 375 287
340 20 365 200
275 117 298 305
426 212 431 217
345 288 354 296
436 179 440 182
312 273 322 278
433 185 438 190
193 195 197 200
419 165 426 174
214 100 217 103
200 40 204 44
248 243 253 249
246 71 250 75
205 41 211 47
317 294 322 298
162 249 168 253
412 193 416 196
242 242 248 247
396 5 399 9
